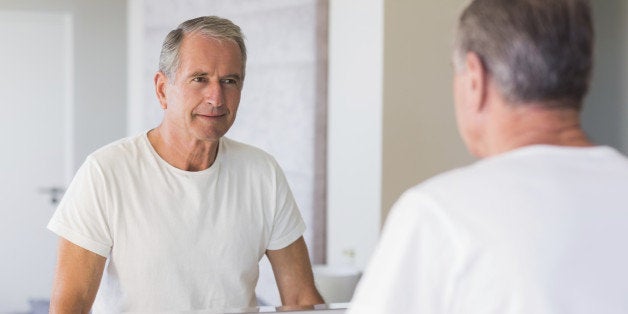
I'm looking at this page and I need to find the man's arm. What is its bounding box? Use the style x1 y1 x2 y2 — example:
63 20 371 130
266 236 324 306
50 238 106 314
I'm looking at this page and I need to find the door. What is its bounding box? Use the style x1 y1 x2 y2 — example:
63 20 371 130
0 11 72 312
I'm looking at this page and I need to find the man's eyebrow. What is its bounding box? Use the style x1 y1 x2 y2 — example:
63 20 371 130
186 72 242 81
222 73 242 81
188 71 208 78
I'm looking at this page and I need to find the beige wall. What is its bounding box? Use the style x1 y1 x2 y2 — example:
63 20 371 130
382 0 472 220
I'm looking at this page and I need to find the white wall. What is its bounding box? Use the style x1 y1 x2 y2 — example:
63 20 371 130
0 1 126 311
0 11 71 312
327 0 384 269
0 0 127 170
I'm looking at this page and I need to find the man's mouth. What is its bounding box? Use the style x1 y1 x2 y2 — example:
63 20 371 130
195 112 226 118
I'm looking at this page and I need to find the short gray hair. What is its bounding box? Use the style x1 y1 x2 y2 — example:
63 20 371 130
159 16 247 81
454 0 593 108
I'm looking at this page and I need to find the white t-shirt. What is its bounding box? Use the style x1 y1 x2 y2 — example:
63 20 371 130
349 145 628 314
47 132 306 313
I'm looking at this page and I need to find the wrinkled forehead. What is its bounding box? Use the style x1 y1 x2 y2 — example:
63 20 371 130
177 32 244 74
188 30 244 64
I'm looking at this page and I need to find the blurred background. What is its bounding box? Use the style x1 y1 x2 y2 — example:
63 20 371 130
0 0 626 312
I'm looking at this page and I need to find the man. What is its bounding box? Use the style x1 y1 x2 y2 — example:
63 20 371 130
48 16 323 313
349 0 628 313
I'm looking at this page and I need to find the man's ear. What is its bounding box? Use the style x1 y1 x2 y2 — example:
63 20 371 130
464 52 488 113
154 71 169 110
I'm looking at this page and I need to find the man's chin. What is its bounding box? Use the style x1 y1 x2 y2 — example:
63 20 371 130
191 128 228 143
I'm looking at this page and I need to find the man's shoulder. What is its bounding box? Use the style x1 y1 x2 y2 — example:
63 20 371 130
415 162 482 192
412 146 572 193
221 137 268 154
220 137 278 167
407 144 628 206
88 132 148 165
401 155 515 208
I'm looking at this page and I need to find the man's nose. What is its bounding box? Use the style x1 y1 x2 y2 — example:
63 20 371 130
204 82 224 107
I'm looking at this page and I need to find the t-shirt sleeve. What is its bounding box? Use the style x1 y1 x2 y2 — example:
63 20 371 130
47 156 113 257
266 159 306 250
348 190 459 314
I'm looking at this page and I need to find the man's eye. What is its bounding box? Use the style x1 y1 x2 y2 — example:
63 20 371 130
192 76 208 83
222 79 237 85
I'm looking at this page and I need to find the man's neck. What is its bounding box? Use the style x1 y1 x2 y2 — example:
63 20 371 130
483 104 593 157
147 126 219 172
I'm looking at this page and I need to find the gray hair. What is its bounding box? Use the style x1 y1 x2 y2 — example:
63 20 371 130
159 16 247 81
453 0 593 108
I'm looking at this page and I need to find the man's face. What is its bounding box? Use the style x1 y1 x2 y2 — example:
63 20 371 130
159 32 243 143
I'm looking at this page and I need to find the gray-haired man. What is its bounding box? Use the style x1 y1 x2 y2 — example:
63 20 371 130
48 16 323 313
350 0 628 312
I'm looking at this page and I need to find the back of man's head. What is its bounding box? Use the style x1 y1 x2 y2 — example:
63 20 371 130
454 0 593 109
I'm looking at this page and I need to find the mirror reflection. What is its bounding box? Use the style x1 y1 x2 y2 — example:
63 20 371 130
1 0 626 313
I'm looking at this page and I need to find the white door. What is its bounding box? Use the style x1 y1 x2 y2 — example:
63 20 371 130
0 11 72 312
